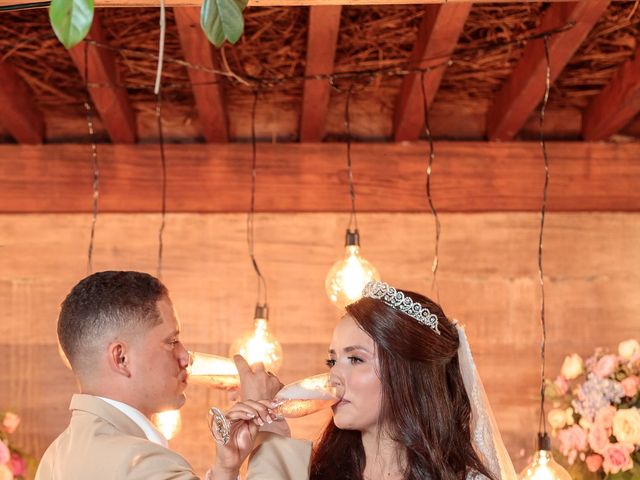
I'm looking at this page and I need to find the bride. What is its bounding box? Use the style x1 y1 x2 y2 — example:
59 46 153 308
310 281 516 480
216 281 516 480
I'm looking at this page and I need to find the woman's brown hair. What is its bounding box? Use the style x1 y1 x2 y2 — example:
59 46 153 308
310 291 495 480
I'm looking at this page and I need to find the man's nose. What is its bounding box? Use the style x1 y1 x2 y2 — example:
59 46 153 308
176 343 190 368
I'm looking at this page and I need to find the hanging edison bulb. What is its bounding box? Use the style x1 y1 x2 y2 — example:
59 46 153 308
519 434 571 480
152 409 182 440
326 229 380 309
229 305 283 373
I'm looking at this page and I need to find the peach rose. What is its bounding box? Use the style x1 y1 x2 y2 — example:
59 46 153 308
0 464 13 480
593 354 619 378
558 425 589 458
554 375 570 395
595 405 617 430
612 407 640 444
588 425 611 453
618 339 640 361
621 375 640 398
0 413 19 435
561 354 584 380
602 442 634 474
585 454 604 473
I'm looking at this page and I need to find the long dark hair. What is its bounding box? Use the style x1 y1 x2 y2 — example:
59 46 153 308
310 290 495 480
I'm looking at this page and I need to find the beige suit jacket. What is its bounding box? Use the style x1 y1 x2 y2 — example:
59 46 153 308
36 394 312 480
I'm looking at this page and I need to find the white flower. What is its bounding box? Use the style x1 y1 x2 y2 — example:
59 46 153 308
612 407 640 445
561 353 584 380
548 409 569 430
618 339 640 361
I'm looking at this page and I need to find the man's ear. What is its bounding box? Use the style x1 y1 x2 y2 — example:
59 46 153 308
108 341 131 378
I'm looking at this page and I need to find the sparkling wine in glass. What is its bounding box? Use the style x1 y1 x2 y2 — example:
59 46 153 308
187 351 240 391
208 372 343 445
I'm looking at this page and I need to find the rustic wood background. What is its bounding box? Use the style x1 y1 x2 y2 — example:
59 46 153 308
1 212 639 476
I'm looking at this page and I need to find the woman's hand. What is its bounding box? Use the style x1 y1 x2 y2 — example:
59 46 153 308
210 400 278 479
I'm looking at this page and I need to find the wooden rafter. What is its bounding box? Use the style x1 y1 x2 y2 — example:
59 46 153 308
1 142 638 213
393 3 471 142
67 11 137 143
174 7 229 142
0 0 608 5
486 0 610 141
0 60 45 144
299 6 342 142
582 46 640 140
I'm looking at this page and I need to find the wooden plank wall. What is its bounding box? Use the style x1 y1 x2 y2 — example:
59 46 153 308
1 212 639 476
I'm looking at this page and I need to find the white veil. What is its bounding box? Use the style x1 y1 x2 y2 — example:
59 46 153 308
455 323 517 480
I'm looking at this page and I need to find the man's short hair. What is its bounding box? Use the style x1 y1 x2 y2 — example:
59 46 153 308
58 271 168 371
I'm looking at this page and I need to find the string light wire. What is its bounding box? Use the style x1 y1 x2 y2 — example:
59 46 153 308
344 85 359 233
83 41 99 275
20 20 576 95
247 89 268 305
537 36 552 438
155 3 168 279
419 70 441 301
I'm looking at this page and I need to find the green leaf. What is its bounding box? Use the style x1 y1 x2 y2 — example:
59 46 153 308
49 0 94 49
200 0 246 47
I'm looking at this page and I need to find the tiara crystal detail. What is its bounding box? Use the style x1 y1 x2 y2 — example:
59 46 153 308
361 281 441 335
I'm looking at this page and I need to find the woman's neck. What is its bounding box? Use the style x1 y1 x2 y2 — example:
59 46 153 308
361 427 406 480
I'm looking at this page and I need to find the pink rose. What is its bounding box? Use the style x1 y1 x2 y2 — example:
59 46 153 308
554 375 570 395
8 452 25 476
602 442 634 474
595 405 617 430
558 425 589 458
593 354 619 378
1 413 19 435
585 454 604 473
621 375 640 398
588 425 611 453
0 441 9 465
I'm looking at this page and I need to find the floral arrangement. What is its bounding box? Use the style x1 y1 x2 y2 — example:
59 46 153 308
547 339 640 480
0 411 34 480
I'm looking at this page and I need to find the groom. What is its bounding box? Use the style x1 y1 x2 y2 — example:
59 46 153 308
36 270 310 480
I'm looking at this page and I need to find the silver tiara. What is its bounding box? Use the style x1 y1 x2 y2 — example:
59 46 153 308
361 281 441 335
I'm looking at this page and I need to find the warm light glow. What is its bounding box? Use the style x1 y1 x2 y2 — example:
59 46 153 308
187 351 240 390
152 410 182 440
326 244 380 308
518 450 571 480
230 318 283 373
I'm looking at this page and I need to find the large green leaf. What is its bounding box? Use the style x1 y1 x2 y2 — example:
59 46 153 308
49 0 94 49
201 0 247 48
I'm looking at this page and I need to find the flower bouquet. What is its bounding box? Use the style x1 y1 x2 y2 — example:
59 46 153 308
0 411 36 480
547 339 640 480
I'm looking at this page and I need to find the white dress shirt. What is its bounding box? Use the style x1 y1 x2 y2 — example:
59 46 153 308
97 396 169 448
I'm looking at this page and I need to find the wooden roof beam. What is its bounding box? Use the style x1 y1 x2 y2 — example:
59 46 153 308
0 0 609 5
1 142 638 213
0 60 45 144
68 11 137 143
582 46 640 140
486 1 610 141
174 7 229 142
299 6 341 142
393 3 471 142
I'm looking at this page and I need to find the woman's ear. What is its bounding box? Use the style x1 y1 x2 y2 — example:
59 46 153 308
108 341 131 378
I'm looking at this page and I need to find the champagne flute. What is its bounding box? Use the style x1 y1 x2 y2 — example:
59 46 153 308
208 372 343 445
187 351 240 391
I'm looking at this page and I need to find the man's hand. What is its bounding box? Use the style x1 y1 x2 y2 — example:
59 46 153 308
234 355 283 402
234 355 290 437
